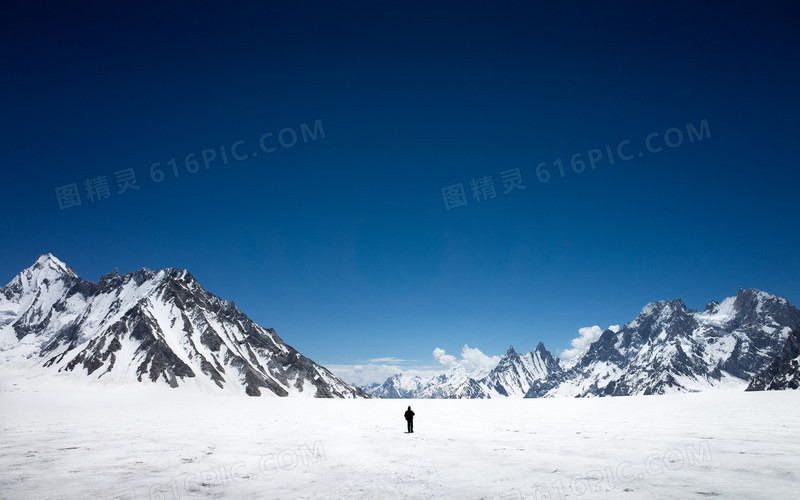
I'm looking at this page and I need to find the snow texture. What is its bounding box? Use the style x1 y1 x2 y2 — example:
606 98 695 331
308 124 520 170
1 379 798 499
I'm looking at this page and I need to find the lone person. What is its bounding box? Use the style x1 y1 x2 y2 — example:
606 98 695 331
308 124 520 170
404 405 415 433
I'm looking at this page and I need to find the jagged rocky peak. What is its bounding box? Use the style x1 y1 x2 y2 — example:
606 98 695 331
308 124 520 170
533 342 561 369
491 346 519 371
366 341 563 399
3 253 78 293
526 287 800 398
624 298 697 342
1 255 368 398
627 299 687 331
732 287 792 325
99 269 120 281
696 288 798 331
533 341 556 360
130 267 158 286
365 287 800 400
32 253 78 277
639 298 690 319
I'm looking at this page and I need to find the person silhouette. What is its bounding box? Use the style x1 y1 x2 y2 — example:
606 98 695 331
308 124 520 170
404 406 415 433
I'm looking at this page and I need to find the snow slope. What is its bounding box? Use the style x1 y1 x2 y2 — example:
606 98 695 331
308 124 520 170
1 378 798 499
0 254 366 398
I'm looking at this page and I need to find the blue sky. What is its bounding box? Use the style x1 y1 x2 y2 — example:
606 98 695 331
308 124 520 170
2 2 799 384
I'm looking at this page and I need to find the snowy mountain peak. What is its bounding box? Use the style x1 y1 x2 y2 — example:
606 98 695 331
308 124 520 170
696 296 736 327
365 288 799 400
527 288 800 398
34 253 76 276
639 298 689 319
694 289 785 329
3 254 79 298
365 342 561 399
22 253 75 279
733 288 786 321
534 342 560 366
694 288 794 334
624 298 695 337
1 256 367 398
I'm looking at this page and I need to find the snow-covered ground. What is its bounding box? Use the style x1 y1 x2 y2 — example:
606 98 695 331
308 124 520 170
1 377 798 499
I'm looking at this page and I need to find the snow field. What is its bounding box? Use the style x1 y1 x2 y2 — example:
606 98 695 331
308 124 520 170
1 382 798 499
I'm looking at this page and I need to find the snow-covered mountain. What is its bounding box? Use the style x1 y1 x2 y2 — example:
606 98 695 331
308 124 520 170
364 343 561 398
481 343 562 397
747 324 800 391
526 288 800 397
0 254 368 398
364 288 799 399
366 365 485 399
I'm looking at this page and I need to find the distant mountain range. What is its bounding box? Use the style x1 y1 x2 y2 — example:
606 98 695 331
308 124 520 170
364 288 800 398
0 254 368 398
363 343 562 399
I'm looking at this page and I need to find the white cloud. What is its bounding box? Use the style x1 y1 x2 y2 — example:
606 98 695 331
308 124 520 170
432 347 458 369
432 345 501 379
368 357 408 363
329 345 503 387
559 325 603 361
559 325 612 362
326 363 402 387
459 345 501 377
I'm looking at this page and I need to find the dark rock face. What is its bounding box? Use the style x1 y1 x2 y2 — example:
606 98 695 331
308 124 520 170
534 342 561 373
1 254 368 398
747 325 800 391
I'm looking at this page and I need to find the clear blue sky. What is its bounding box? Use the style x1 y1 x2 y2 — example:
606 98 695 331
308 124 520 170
2 2 799 378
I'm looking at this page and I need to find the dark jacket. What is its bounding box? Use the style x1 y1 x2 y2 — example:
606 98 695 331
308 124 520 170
404 410 415 420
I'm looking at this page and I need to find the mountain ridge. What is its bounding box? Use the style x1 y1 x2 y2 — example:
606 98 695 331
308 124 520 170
363 343 562 399
364 288 800 398
0 254 368 398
